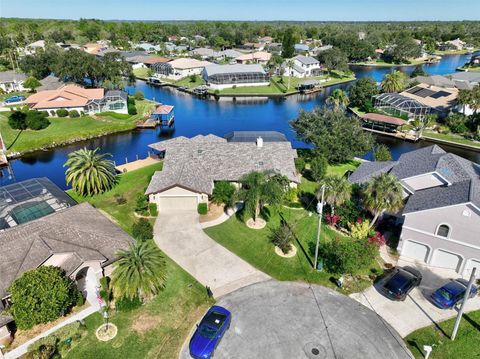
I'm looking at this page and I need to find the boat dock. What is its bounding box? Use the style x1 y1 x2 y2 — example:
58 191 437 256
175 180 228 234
115 155 161 173
137 103 175 130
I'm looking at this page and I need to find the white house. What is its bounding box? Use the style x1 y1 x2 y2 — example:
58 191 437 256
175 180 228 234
24 40 46 55
284 55 322 78
151 58 212 80
0 71 26 93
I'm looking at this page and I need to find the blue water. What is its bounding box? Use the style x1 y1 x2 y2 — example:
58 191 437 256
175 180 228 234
1 52 478 189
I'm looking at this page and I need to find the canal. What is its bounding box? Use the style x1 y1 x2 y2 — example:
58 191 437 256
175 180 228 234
1 52 479 188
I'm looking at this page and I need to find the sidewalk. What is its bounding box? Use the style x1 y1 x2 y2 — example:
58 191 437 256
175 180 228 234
200 203 242 229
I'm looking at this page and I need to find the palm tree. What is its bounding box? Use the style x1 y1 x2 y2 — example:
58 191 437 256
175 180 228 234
326 89 350 110
363 173 404 228
111 240 167 300
381 70 407 93
64 147 117 196
238 171 286 224
318 175 352 215
286 59 295 90
411 114 436 140
457 88 472 115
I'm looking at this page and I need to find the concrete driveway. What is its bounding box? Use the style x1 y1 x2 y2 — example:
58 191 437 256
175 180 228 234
350 258 480 337
180 281 413 359
154 210 269 298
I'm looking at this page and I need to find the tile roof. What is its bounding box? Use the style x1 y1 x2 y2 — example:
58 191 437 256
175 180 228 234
169 58 213 70
0 202 132 300
146 133 299 195
236 51 272 62
26 85 104 109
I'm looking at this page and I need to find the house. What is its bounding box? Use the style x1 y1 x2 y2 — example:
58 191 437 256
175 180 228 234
446 38 466 50
470 54 480 65
215 49 243 61
26 85 128 115
145 132 299 211
190 47 216 59
294 44 310 54
202 64 270 90
349 145 480 278
400 83 458 117
235 51 271 65
283 55 322 78
25 40 45 55
0 194 132 310
266 42 282 53
37 75 64 91
259 36 273 44
133 42 161 53
0 71 26 93
164 42 188 54
82 42 108 55
151 58 212 80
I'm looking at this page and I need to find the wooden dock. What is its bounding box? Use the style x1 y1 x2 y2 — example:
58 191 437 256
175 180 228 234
362 127 418 141
115 156 161 173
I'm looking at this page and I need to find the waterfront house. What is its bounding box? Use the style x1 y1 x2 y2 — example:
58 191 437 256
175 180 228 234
151 58 212 80
146 131 299 211
349 145 480 278
202 64 270 89
235 51 272 65
283 55 322 78
26 84 128 115
0 71 26 93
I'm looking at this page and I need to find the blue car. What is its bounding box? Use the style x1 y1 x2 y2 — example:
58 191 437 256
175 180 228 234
189 305 231 359
5 95 25 103
430 279 478 309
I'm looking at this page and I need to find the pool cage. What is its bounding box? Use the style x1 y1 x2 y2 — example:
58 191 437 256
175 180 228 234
151 62 174 76
374 93 431 120
86 90 128 114
204 71 270 85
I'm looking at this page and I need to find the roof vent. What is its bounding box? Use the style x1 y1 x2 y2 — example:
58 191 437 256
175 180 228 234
256 136 263 148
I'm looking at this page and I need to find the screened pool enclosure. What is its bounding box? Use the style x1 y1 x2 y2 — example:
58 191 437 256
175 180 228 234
374 93 431 120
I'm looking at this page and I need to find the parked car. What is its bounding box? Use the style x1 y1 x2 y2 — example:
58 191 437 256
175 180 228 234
4 95 25 103
380 266 422 301
430 279 478 309
189 305 231 359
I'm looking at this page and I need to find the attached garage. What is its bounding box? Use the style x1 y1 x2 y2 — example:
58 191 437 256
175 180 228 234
401 240 430 262
158 196 198 211
431 249 463 272
464 259 480 279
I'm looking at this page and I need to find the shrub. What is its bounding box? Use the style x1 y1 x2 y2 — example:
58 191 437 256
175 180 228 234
8 266 81 329
8 111 27 130
26 111 50 130
212 181 235 206
114 193 127 205
68 110 80 118
115 296 142 312
294 158 306 173
134 91 144 100
368 231 386 246
127 97 137 115
446 113 469 134
198 203 208 215
56 109 69 117
310 155 328 182
348 219 375 240
437 125 450 134
373 144 392 161
325 214 340 227
132 218 153 241
270 221 294 254
135 194 149 214
149 203 158 216
284 187 299 204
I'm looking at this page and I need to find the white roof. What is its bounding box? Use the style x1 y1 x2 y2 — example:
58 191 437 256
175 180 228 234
169 58 213 70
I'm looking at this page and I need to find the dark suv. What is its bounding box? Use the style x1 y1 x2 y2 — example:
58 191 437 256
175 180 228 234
380 266 422 301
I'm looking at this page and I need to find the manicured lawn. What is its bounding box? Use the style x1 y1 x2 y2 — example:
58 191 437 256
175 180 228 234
423 130 480 149
353 58 433 67
0 99 156 154
213 83 285 95
175 75 205 89
434 48 479 55
327 160 362 177
133 67 150 79
405 310 480 359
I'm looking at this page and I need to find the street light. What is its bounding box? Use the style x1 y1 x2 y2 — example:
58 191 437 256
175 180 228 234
313 184 325 270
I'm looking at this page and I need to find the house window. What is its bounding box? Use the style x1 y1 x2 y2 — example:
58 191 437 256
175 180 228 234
436 224 450 238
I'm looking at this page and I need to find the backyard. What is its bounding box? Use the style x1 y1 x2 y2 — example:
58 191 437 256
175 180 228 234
422 129 480 149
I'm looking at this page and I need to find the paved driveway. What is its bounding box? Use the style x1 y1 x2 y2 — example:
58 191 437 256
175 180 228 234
180 281 413 359
350 258 480 337
154 210 269 298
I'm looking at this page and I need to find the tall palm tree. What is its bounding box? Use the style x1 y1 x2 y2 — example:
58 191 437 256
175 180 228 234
318 175 352 215
286 59 295 90
111 240 167 300
411 114 436 140
363 173 404 228
238 171 286 224
457 86 480 115
381 70 407 93
326 89 350 110
64 147 117 196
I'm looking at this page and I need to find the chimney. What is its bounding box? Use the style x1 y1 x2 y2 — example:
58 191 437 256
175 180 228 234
256 136 263 148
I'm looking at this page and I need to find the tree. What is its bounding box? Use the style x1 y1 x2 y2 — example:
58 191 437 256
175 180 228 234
310 155 328 181
8 110 27 130
281 27 295 59
381 70 407 93
111 240 167 300
286 59 294 90
212 181 236 206
237 171 286 223
270 220 294 254
410 65 427 78
411 114 436 139
319 175 352 215
64 147 117 196
8 266 81 329
23 76 41 92
373 144 392 161
25 110 50 130
326 89 349 110
384 35 422 63
317 48 349 73
348 77 379 110
132 218 153 241
291 107 374 164
457 85 480 115
363 173 404 228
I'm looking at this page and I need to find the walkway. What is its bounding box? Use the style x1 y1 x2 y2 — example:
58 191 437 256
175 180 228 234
4 305 98 359
154 210 269 298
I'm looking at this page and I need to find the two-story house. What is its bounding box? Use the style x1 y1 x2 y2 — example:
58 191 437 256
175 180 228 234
283 55 322 78
349 145 480 278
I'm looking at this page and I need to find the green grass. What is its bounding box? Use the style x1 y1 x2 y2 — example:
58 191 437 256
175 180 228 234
353 58 433 67
457 66 480 72
205 208 380 294
0 99 156 154
405 310 480 359
133 67 150 79
434 48 478 55
63 164 213 359
423 130 480 149
0 91 30 102
327 160 362 177
175 75 205 89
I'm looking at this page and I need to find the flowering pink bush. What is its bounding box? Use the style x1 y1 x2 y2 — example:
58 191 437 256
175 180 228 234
326 214 341 227
368 231 386 246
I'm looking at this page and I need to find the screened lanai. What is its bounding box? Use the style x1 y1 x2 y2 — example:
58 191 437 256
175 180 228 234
87 90 128 113
374 93 431 120
203 64 269 86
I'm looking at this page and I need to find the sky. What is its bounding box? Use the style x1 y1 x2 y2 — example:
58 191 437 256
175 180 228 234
1 0 479 21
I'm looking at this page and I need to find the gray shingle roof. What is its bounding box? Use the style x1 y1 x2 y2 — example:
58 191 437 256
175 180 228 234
38 75 64 91
348 161 398 184
146 133 299 195
0 71 27 83
390 145 446 180
0 202 132 300
295 55 319 65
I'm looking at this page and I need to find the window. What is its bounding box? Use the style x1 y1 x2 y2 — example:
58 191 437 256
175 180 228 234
436 224 450 238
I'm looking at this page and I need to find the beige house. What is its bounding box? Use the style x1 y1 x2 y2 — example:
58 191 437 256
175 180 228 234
146 132 300 212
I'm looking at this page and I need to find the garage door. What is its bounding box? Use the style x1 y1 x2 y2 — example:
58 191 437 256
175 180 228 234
158 196 198 211
401 240 430 262
431 249 462 271
464 259 480 279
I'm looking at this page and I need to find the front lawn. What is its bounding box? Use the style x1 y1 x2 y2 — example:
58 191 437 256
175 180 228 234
175 75 205 89
405 310 480 359
422 130 480 149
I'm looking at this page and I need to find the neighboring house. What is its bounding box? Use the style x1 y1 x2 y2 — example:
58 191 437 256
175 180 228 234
151 58 212 80
83 42 108 55
37 75 64 91
349 145 480 278
26 85 128 115
164 42 188 54
235 51 271 65
215 49 243 61
266 42 282 53
129 56 172 69
145 131 299 211
133 42 161 53
190 47 216 59
283 55 322 78
0 71 26 93
24 40 45 55
294 43 310 54
259 36 273 44
202 64 270 89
